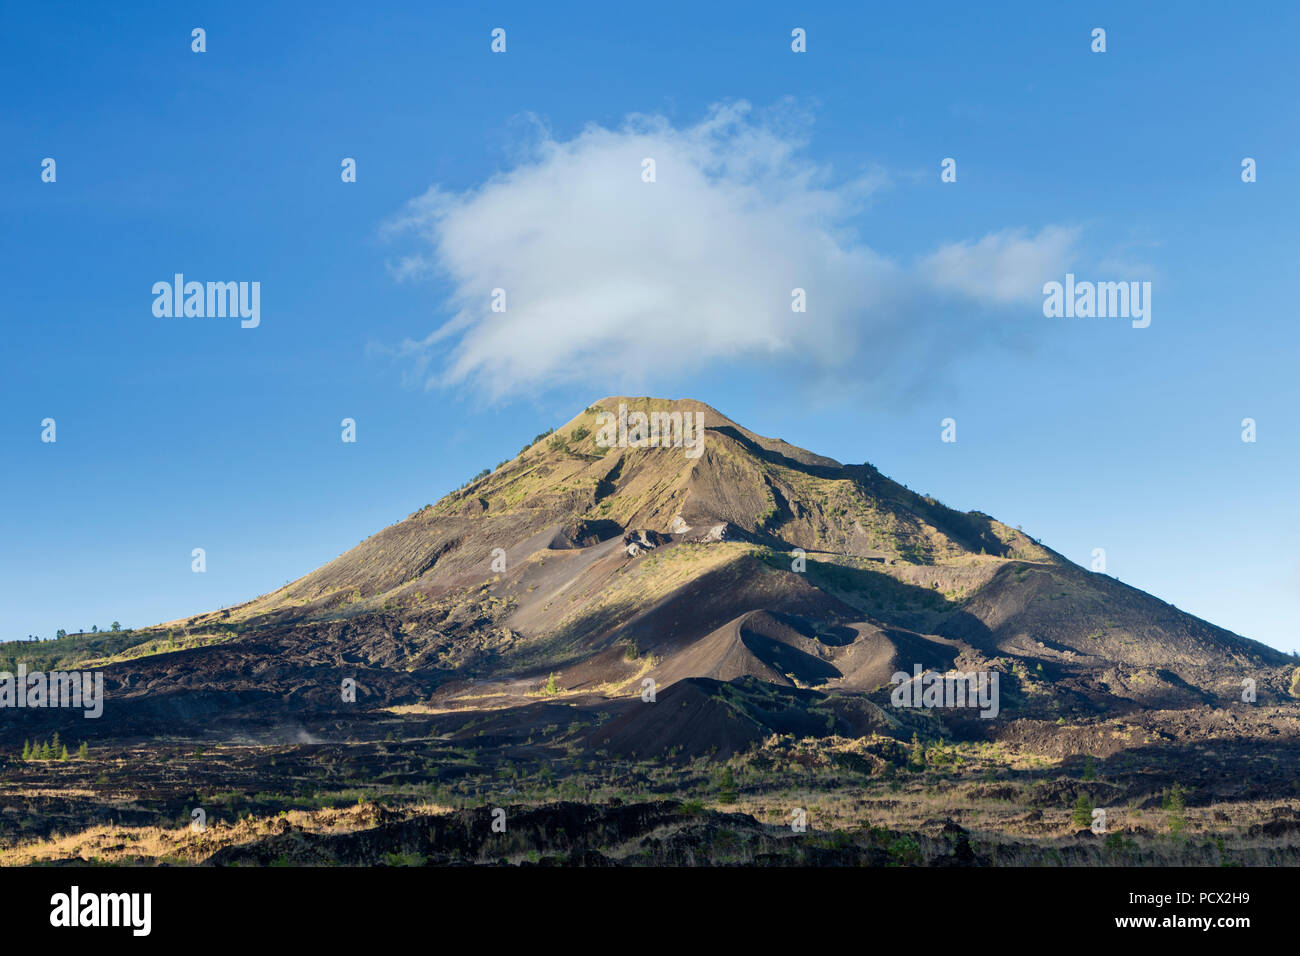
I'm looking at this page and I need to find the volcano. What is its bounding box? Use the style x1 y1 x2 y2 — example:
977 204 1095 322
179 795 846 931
9 397 1293 754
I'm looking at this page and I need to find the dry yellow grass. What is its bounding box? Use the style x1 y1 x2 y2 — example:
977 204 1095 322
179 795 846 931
0 801 457 866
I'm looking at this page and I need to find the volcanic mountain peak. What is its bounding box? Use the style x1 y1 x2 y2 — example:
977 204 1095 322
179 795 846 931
231 396 1049 622
434 394 1048 558
169 395 1292 731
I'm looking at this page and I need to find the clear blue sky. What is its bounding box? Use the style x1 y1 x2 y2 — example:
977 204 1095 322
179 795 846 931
3 1 1297 652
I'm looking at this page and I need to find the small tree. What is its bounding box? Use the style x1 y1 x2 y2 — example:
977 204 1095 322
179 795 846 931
1164 783 1187 836
77 741 89 759
111 621 121 632
55 629 66 640
908 733 925 770
716 766 738 803
1072 794 1095 829
21 740 31 761
542 673 559 695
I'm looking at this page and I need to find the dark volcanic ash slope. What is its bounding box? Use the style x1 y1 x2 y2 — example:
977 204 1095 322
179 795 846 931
15 397 1294 746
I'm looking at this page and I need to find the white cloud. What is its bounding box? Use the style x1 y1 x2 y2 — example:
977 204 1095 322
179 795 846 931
918 226 1080 305
384 101 1079 400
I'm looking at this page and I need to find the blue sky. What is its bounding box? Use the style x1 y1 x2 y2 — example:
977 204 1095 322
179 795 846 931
2 1 1297 652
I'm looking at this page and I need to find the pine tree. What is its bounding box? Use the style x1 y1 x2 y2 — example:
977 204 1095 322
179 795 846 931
59 745 69 761
908 732 925 770
1072 794 1095 828
717 765 738 803
77 741 89 759
21 740 31 761
51 732 61 755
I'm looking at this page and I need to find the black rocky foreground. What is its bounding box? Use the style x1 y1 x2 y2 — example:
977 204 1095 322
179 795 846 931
202 800 984 866
193 799 1300 867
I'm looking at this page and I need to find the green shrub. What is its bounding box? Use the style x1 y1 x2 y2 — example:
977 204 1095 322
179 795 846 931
887 836 922 865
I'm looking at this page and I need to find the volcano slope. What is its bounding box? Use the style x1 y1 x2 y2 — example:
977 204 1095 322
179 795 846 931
5 396 1300 866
